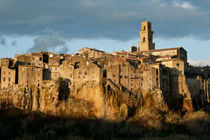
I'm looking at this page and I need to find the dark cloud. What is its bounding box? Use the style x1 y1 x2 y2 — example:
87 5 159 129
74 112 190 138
0 37 6 46
27 28 68 53
0 0 210 40
11 41 17 47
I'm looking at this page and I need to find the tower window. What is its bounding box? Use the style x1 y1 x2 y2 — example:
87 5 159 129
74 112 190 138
143 26 146 30
143 37 146 42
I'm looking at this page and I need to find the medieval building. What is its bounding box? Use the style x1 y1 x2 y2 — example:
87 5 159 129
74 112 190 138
0 21 209 110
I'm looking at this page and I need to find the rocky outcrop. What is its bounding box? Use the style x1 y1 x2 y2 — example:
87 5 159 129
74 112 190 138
0 79 195 120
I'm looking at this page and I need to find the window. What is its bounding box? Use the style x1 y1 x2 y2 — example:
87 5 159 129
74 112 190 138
8 78 10 82
79 70 81 74
3 77 5 82
131 73 135 78
21 73 24 77
108 85 110 91
103 70 107 78
70 74 72 78
143 37 146 42
39 57 42 61
143 26 146 30
176 63 180 67
84 70 87 75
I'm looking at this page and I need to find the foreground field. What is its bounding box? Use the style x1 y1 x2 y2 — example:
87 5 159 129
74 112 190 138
0 108 210 139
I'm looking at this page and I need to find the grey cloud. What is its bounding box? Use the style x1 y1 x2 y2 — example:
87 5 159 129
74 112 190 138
57 46 69 54
11 41 17 47
0 37 6 46
0 0 210 40
27 28 68 53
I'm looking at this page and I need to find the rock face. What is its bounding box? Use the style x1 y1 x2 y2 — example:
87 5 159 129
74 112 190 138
0 79 194 120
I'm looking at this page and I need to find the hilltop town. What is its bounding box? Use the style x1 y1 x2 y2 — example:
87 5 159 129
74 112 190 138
0 21 210 115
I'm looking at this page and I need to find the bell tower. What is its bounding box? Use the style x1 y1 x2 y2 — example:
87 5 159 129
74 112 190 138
138 21 155 51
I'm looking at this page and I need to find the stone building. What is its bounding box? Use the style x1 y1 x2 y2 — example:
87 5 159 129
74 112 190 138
14 54 31 66
78 47 105 58
138 21 155 51
0 58 16 89
73 60 103 85
48 65 60 80
0 66 1 89
0 20 209 110
59 59 74 84
105 58 158 92
18 65 43 87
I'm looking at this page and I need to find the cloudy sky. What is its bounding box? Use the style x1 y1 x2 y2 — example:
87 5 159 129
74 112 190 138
0 0 210 65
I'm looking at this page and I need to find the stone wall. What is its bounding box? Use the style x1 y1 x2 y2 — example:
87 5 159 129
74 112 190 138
18 65 43 87
1 66 16 89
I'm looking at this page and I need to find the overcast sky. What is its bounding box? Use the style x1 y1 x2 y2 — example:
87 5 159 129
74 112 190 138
0 0 210 65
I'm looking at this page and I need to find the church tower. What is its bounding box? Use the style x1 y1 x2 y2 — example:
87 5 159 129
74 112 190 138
138 21 155 51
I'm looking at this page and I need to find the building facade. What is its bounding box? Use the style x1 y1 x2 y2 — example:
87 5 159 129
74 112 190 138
0 21 209 108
